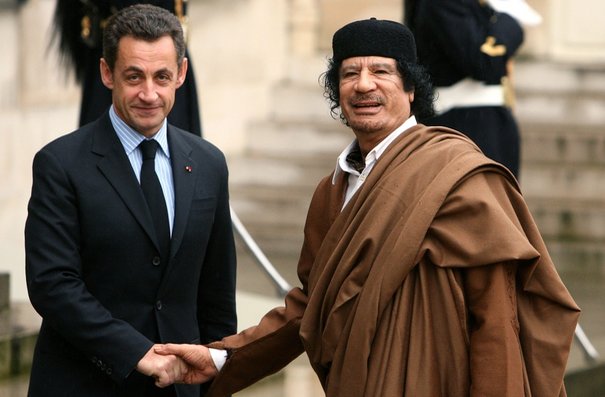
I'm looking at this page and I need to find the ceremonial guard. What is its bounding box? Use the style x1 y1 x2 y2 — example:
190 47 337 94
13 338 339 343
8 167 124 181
405 0 541 177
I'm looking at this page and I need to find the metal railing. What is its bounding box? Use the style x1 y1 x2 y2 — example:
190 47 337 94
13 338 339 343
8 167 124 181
230 207 292 297
230 206 600 365
575 324 600 364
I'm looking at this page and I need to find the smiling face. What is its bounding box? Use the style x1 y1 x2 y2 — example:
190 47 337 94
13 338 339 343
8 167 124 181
339 56 414 152
100 35 187 137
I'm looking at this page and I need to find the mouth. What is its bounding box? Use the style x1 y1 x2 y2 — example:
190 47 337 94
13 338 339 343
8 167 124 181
133 106 161 116
353 101 380 108
350 95 383 113
351 100 382 115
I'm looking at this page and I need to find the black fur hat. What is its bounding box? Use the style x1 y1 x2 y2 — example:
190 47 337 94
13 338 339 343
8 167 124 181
332 18 417 64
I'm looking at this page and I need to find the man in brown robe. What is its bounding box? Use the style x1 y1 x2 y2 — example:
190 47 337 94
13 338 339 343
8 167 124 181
156 18 580 397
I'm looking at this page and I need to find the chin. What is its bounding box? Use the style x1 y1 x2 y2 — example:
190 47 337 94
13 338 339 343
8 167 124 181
348 120 384 134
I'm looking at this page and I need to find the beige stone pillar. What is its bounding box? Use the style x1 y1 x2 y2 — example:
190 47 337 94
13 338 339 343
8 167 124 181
289 0 320 57
549 0 605 63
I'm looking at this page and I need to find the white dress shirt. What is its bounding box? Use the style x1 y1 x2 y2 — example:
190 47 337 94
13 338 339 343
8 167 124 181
109 106 175 234
333 116 417 209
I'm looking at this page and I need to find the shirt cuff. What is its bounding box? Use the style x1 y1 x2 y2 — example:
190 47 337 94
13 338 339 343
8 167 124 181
209 348 228 371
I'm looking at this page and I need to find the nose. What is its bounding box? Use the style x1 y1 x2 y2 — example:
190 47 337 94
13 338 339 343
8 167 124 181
138 79 159 102
354 70 376 92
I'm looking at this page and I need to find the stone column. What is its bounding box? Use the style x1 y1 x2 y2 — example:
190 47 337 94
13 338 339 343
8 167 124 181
289 0 320 57
549 0 605 63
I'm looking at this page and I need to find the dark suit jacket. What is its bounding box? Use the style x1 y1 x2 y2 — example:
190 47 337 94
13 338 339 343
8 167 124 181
25 112 237 397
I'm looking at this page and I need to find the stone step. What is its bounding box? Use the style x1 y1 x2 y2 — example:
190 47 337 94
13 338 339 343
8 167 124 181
507 61 605 126
525 198 605 273
527 198 605 240
244 118 351 157
520 163 605 201
520 121 605 167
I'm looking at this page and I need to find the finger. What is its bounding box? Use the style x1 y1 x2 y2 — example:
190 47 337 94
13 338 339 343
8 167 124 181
155 343 185 356
155 371 173 388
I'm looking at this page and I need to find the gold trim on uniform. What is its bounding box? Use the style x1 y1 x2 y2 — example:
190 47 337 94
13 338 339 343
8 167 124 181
81 15 92 40
501 76 516 109
480 36 507 56
175 0 189 43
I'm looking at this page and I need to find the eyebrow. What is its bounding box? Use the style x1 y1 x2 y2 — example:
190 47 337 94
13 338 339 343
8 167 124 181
341 62 397 72
123 66 174 76
368 62 397 70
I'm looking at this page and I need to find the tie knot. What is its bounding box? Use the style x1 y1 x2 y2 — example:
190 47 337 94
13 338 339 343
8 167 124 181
140 139 160 161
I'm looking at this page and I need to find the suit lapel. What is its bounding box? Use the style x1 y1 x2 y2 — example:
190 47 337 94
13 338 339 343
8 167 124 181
92 113 160 252
167 127 197 259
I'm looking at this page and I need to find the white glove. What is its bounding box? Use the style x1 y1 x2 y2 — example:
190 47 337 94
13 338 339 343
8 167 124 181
487 0 543 26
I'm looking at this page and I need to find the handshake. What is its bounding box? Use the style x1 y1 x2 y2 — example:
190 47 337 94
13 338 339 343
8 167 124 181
136 343 217 388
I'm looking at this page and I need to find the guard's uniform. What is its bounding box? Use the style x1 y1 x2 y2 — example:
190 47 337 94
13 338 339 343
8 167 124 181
53 0 202 136
406 0 524 176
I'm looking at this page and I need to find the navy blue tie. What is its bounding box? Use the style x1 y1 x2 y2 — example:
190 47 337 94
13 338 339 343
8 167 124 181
139 140 170 262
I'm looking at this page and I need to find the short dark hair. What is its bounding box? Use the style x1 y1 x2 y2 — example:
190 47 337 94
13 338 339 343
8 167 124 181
321 57 436 125
102 4 186 71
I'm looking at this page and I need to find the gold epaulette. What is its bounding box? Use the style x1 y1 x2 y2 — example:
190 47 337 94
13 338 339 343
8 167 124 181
480 36 507 57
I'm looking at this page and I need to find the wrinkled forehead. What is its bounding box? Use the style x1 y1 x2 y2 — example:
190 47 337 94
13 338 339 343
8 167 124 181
340 56 398 69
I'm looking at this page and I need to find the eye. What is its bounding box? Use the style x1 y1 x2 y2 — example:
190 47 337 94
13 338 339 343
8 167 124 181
126 74 140 82
156 73 172 84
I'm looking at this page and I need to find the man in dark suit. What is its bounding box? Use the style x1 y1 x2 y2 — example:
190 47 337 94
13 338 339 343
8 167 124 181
25 4 236 396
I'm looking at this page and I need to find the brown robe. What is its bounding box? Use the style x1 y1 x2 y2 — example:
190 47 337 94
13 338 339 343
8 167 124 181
207 125 580 397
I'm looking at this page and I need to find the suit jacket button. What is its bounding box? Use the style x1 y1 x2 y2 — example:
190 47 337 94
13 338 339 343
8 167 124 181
156 300 163 310
152 256 161 266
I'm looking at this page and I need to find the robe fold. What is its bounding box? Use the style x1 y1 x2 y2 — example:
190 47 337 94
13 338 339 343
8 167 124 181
207 125 580 397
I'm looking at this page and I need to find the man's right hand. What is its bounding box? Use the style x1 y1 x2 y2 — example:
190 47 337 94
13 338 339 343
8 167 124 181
136 344 189 388
154 344 219 386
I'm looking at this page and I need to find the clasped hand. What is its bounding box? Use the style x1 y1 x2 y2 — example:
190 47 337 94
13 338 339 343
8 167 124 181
136 344 218 388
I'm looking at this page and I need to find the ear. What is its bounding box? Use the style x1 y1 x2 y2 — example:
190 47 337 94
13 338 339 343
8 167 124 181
100 58 114 90
176 57 188 89
409 91 415 103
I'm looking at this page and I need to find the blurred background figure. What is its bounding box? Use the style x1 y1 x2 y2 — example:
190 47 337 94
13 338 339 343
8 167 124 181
405 0 541 178
52 0 203 136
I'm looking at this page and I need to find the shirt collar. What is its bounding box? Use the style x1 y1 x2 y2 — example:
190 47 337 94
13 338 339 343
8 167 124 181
109 105 170 158
332 115 417 184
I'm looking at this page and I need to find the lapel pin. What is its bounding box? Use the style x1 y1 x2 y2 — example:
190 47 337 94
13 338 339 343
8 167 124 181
185 166 192 173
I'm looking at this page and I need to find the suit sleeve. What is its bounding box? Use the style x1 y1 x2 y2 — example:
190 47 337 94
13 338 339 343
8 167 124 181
196 157 238 343
425 0 524 83
25 148 152 383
